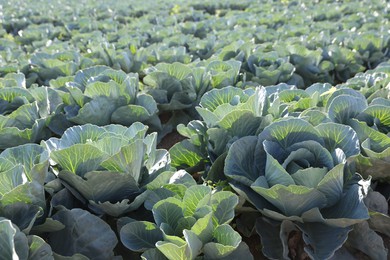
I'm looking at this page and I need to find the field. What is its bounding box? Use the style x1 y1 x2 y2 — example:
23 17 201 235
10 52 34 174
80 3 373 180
0 0 389 259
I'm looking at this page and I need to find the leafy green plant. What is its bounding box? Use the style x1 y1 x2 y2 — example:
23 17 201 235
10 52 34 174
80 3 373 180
119 170 252 259
245 51 297 86
43 122 171 217
0 77 61 150
322 45 365 84
143 44 192 65
204 60 241 89
29 51 81 85
144 62 210 112
82 43 145 73
346 32 390 69
1 0 390 258
170 86 272 177
318 87 390 182
49 65 161 135
142 60 242 136
0 144 49 232
224 118 369 259
143 62 210 135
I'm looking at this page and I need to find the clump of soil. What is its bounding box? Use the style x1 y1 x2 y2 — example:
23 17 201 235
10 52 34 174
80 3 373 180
288 231 310 260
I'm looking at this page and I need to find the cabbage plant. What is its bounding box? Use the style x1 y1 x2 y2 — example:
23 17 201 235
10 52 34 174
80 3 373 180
0 72 26 88
321 66 390 182
340 69 389 101
0 143 49 233
245 51 297 86
204 60 241 89
170 86 272 176
322 87 390 182
346 32 389 69
119 170 252 260
142 44 192 65
224 118 369 259
321 45 365 84
143 62 211 135
143 61 241 136
0 77 62 150
43 122 171 217
82 43 144 73
264 82 330 119
29 51 81 85
50 65 161 135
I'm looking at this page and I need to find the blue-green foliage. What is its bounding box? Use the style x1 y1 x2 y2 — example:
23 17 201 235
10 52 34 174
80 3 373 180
224 118 369 259
43 122 171 217
119 170 252 260
0 0 389 259
48 66 161 135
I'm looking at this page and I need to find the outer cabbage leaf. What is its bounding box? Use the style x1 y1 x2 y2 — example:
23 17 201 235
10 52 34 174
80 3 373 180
0 72 26 89
120 221 163 252
48 208 117 259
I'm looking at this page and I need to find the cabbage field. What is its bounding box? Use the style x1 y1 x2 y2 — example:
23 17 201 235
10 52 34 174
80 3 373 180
1 0 390 259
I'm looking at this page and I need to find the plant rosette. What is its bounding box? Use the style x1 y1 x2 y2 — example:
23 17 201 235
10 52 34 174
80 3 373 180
224 118 370 259
43 122 171 217
119 174 253 260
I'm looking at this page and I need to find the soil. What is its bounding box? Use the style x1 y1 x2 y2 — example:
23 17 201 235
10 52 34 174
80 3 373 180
287 231 310 260
241 231 311 260
157 130 186 150
241 233 267 260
